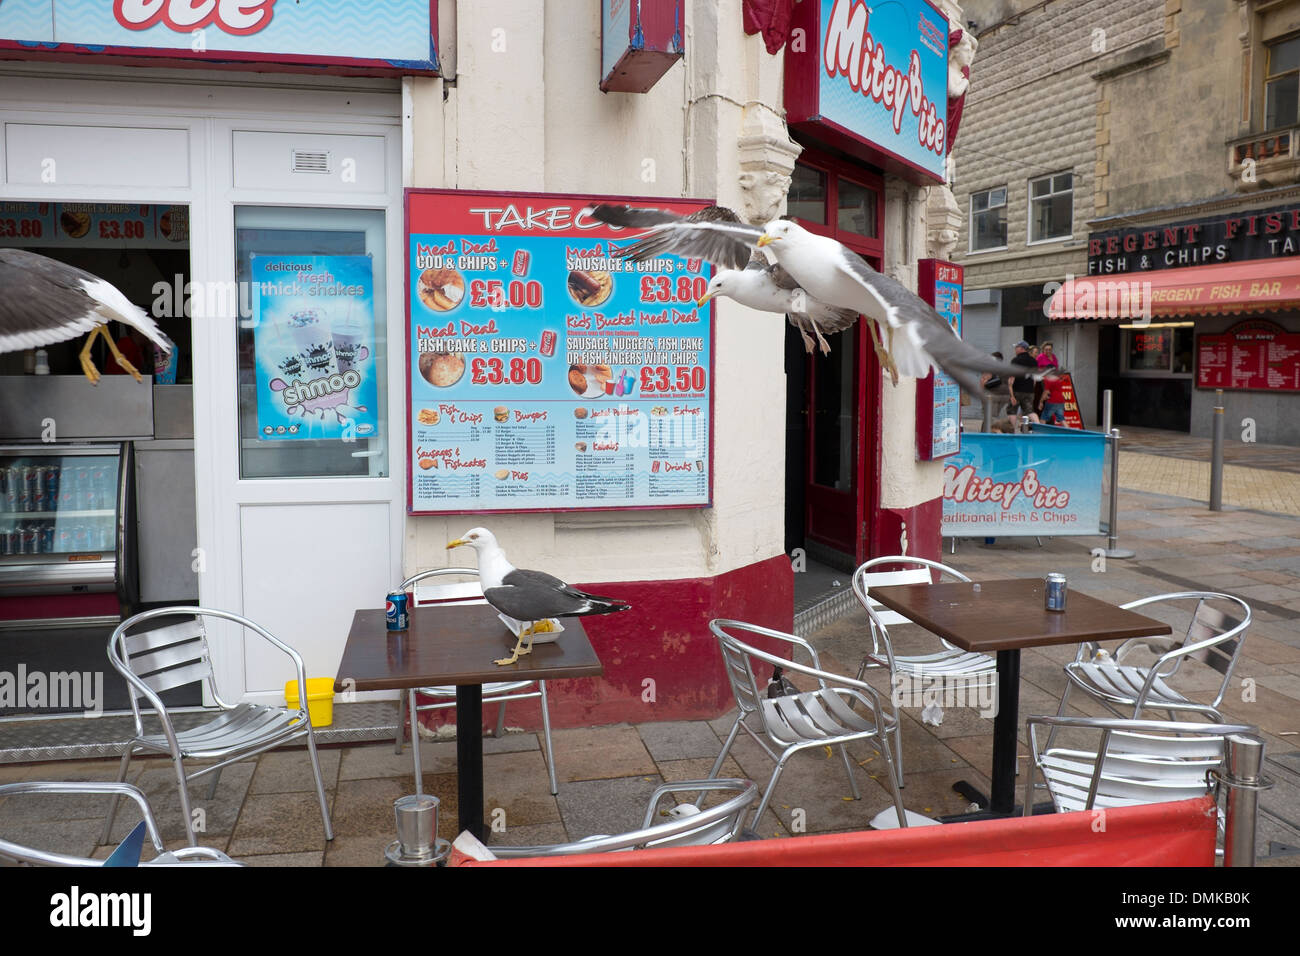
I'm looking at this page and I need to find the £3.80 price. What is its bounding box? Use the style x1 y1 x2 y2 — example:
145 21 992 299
640 366 707 393
471 356 543 386
640 275 709 304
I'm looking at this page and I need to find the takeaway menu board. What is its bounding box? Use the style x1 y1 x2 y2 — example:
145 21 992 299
1196 320 1300 392
0 201 188 248
406 190 714 514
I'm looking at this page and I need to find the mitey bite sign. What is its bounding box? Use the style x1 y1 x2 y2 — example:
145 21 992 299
785 0 949 183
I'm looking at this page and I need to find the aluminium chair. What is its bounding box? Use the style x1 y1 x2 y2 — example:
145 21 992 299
851 556 996 779
1 781 240 866
1051 592 1251 752
488 779 759 858
393 567 559 795
1024 714 1261 818
706 619 908 829
101 607 333 847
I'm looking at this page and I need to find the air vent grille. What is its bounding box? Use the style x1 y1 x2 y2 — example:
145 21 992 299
291 149 331 174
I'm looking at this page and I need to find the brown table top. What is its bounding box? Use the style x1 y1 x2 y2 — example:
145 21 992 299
868 578 1172 653
334 605 604 693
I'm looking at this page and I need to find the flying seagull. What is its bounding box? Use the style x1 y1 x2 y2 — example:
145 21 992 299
585 204 863 360
447 527 631 666
0 249 171 385
584 204 1031 395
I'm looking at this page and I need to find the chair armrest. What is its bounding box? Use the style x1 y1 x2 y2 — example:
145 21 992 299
0 781 165 854
710 619 825 672
639 779 758 830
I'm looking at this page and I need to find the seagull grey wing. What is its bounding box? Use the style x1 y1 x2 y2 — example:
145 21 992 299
502 567 571 593
483 584 576 622
586 204 760 270
0 250 109 353
764 262 802 291
800 300 860 334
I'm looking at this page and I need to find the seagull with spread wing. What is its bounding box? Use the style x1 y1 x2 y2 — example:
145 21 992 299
583 204 1030 396
0 249 170 384
447 528 631 666
585 204 864 360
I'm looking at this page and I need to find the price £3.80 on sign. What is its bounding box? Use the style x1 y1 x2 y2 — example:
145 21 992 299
405 189 715 515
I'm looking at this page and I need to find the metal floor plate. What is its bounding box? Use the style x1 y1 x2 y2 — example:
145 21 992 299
0 701 400 764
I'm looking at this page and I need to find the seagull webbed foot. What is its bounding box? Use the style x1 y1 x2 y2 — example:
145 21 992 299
79 325 106 386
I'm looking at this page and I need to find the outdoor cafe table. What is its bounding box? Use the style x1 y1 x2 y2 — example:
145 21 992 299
867 578 1171 818
334 605 603 840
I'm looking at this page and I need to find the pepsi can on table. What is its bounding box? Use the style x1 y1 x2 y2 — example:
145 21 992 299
386 591 409 631
1045 573 1067 613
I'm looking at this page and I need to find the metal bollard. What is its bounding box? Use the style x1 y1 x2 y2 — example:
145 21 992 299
1102 389 1113 435
982 395 994 433
1210 389 1225 511
1222 734 1268 868
1105 427 1135 559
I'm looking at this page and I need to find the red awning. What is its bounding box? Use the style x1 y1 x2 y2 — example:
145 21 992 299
1048 258 1300 321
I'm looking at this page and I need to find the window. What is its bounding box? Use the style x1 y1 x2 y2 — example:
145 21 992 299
788 163 827 224
969 186 1007 251
836 177 877 237
1028 172 1073 243
1266 34 1300 130
1121 324 1194 376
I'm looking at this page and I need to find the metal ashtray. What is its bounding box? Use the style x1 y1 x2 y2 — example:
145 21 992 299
385 793 451 867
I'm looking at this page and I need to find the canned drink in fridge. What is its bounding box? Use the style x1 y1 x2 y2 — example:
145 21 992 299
22 467 38 512
539 329 556 357
42 467 59 511
1045 573 1067 612
39 524 54 553
512 248 531 277
72 524 89 552
1 467 16 512
385 591 409 631
0 528 13 555
20 524 38 554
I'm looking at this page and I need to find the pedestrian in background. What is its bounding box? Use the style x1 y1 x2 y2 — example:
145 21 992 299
1037 341 1060 370
1007 340 1039 429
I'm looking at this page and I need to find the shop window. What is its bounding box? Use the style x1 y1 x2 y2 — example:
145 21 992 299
789 163 827 224
1121 323 1194 376
234 206 389 480
1028 172 1073 243
969 186 1007 252
836 178 877 238
1266 34 1300 130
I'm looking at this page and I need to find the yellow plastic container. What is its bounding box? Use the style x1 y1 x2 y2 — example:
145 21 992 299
285 678 335 728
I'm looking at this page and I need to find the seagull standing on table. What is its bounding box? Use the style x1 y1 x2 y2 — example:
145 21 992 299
447 528 631 666
0 249 170 384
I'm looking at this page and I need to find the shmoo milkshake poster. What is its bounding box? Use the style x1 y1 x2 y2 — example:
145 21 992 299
405 189 715 515
251 254 379 441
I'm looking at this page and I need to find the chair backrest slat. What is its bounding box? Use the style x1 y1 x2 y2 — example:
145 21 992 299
123 619 205 656
718 637 763 715
136 659 213 697
128 638 208 679
1183 600 1242 676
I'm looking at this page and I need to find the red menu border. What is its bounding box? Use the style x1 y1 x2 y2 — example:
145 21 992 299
1195 319 1300 393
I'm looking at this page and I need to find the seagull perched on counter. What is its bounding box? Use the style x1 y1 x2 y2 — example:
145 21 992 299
0 249 170 384
447 528 631 666
585 204 861 360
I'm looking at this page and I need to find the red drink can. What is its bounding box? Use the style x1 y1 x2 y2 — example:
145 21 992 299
651 460 660 473
512 248 531 276
687 257 702 272
540 330 556 357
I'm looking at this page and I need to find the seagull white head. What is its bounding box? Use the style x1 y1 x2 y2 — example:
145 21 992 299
446 527 498 552
697 270 741 307
757 219 804 248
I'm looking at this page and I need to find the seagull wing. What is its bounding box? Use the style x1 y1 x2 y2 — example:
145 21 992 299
836 250 1034 395
484 567 631 621
764 262 860 337
0 249 171 355
585 204 762 270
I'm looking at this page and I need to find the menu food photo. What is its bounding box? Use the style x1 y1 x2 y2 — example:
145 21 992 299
406 190 715 514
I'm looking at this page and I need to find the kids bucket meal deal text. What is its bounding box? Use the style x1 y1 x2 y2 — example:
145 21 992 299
405 190 715 514
250 254 379 441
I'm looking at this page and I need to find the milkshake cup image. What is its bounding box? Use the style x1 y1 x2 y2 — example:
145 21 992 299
332 318 367 373
286 310 337 378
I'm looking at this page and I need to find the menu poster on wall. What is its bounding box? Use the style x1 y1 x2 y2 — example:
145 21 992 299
915 259 962 460
0 201 188 248
250 255 379 441
405 189 714 515
1196 320 1300 392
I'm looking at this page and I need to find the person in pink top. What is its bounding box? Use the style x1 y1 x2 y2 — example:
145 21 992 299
1037 341 1059 370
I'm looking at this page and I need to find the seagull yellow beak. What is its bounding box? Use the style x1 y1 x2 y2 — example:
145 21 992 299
757 234 779 248
446 538 466 550
696 292 715 307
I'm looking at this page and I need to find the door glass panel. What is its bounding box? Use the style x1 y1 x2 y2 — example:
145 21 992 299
812 345 855 490
234 207 388 479
1 452 119 554
789 163 827 224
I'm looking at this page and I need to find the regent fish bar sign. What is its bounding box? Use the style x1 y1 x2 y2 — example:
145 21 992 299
786 0 949 183
0 0 439 75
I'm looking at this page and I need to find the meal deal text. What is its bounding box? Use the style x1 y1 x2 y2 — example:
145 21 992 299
406 190 714 515
940 432 1105 537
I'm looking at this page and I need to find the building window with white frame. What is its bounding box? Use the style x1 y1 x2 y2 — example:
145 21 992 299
1028 171 1073 243
1265 34 1300 131
969 186 1007 252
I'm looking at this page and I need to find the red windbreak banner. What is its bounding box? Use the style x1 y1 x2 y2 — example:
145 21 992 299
466 796 1217 867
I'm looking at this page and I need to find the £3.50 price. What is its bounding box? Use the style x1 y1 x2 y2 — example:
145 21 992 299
640 366 707 393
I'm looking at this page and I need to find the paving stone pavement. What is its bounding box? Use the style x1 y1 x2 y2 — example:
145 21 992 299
2 488 1298 865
